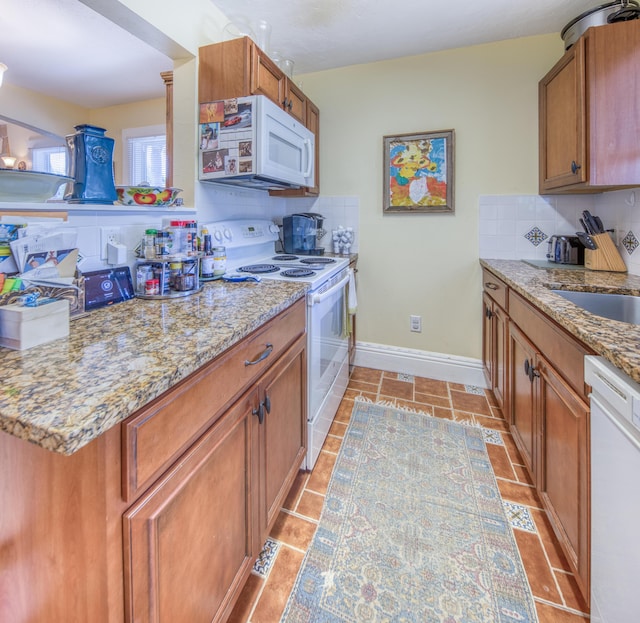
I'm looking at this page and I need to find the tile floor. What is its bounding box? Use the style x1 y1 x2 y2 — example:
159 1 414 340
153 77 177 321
227 367 591 623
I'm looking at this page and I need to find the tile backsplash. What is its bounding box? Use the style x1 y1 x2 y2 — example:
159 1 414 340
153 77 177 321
479 189 640 276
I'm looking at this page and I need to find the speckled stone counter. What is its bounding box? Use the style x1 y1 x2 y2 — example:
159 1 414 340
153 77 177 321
481 259 640 384
0 280 307 455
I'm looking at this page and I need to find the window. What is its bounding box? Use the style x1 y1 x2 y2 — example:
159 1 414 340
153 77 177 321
122 125 166 186
31 146 67 176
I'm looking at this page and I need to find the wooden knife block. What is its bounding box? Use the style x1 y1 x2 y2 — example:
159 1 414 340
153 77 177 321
584 233 627 272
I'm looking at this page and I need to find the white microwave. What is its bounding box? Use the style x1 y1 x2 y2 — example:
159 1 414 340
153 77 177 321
198 95 315 191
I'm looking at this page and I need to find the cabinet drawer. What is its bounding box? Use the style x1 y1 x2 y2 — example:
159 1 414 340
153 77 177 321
122 298 306 502
509 291 591 399
482 268 508 310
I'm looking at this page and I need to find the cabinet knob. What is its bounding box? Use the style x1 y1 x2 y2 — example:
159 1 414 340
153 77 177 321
263 394 271 414
485 307 493 319
571 161 582 174
252 403 265 425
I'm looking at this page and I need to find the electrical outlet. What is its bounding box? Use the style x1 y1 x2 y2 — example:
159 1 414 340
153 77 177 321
100 227 120 260
410 315 422 333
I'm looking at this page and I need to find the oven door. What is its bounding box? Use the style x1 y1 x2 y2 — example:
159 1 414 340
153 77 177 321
306 271 350 469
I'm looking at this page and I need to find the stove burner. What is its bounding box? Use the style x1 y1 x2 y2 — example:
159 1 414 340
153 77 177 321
300 257 335 265
281 268 316 278
273 255 299 261
238 264 280 274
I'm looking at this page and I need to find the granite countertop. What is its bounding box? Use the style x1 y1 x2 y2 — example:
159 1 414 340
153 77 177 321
481 259 640 383
0 280 307 455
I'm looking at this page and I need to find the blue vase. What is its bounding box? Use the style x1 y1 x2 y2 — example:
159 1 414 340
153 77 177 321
65 125 117 204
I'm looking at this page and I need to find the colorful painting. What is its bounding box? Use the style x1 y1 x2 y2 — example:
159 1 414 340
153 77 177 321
383 130 455 214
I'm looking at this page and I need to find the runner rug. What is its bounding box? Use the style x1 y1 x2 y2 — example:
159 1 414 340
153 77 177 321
281 400 538 622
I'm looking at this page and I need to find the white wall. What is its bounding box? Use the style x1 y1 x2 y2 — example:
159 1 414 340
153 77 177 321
297 34 564 360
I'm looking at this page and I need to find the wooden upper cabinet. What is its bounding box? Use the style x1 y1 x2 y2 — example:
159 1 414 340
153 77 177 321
539 20 640 193
199 37 307 125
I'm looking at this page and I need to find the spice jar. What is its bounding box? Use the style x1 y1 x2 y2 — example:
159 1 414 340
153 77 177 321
169 261 183 288
143 229 157 259
145 278 160 296
213 246 227 276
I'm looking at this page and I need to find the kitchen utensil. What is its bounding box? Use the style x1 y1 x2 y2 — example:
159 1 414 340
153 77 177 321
594 215 605 233
579 217 591 234
561 1 640 49
582 210 601 235
577 231 598 250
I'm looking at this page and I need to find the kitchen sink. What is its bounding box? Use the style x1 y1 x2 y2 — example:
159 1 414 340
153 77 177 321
551 289 640 324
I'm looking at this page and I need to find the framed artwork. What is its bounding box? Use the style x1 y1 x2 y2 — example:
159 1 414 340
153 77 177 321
383 129 455 214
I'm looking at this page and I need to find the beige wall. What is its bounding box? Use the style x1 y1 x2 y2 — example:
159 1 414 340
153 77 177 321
298 34 564 359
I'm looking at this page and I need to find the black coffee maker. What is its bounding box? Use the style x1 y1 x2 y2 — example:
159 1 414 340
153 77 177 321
282 213 325 255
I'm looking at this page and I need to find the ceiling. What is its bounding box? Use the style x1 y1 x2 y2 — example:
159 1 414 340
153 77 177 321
0 0 611 109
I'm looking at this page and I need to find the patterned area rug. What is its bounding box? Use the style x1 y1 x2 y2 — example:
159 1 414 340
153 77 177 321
281 400 538 622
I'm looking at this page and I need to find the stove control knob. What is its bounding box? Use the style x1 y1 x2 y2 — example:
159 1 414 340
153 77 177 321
223 228 232 241
213 229 223 242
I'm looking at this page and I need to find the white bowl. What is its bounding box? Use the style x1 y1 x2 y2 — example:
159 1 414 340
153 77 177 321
0 168 73 202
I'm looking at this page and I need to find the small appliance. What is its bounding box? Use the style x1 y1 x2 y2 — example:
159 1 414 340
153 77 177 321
547 235 584 264
282 213 326 255
198 95 315 191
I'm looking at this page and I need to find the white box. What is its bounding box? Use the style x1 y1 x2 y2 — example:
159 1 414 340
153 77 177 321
0 299 70 350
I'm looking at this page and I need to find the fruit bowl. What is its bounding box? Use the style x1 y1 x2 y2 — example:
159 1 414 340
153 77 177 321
115 186 182 207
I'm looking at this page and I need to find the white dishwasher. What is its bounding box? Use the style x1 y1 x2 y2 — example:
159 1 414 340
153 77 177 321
585 356 640 623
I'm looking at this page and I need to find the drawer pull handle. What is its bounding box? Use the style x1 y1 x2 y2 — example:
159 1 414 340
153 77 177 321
245 343 273 366
484 282 499 290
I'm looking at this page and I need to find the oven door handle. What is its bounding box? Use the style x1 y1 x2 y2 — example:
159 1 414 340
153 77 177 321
307 273 349 306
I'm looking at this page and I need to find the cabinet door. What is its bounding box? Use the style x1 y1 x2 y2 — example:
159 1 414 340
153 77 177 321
258 335 307 538
482 293 494 388
537 357 590 596
508 322 537 478
123 390 259 623
251 45 285 106
493 303 508 411
539 37 586 192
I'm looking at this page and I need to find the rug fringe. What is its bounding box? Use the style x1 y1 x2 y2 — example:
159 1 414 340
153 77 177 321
353 396 484 430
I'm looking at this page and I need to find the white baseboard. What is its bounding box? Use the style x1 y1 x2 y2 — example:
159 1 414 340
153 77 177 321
353 341 487 388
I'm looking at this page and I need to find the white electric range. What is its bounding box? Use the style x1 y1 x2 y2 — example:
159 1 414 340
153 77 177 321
205 219 351 470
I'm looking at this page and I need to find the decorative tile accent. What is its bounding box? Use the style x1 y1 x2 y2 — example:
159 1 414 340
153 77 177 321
502 501 537 533
483 428 505 446
397 373 414 382
622 230 639 255
253 537 280 577
464 385 485 395
524 227 548 247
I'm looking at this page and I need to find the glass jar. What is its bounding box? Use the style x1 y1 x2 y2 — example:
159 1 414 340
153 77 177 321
143 229 157 259
213 246 227 276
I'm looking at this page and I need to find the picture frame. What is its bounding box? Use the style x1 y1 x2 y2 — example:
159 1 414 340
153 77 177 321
383 129 455 214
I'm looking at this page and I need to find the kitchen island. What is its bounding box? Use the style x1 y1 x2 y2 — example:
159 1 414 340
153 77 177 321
0 279 308 623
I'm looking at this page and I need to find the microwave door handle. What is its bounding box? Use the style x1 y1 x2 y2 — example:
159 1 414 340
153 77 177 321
303 139 313 179
308 273 350 306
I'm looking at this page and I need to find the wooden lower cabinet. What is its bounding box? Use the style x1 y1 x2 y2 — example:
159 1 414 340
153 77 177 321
483 292 508 410
508 322 537 479
259 335 306 538
537 357 590 597
123 390 259 623
505 295 591 600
